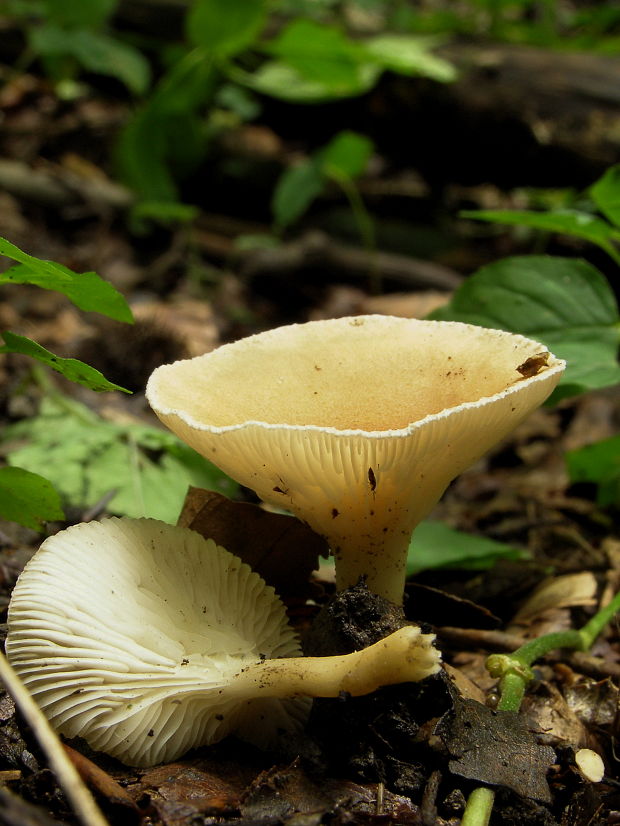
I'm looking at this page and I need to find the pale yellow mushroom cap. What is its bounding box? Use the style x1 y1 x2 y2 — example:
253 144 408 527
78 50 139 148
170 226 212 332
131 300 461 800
146 316 565 604
6 518 308 767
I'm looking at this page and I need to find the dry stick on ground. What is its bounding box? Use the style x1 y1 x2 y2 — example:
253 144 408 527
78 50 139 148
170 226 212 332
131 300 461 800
0 651 110 826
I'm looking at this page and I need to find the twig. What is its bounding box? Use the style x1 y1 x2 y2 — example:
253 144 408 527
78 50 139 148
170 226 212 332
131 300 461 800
236 230 462 290
0 651 110 826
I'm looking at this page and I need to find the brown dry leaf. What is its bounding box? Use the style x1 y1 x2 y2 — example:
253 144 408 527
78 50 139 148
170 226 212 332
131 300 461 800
178 488 328 598
509 572 598 628
436 697 556 802
241 760 418 822
564 678 619 728
443 663 487 704
135 758 252 826
361 290 452 318
521 682 589 750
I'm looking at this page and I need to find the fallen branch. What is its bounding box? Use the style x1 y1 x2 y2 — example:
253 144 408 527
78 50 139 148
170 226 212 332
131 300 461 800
0 651 110 826
235 230 463 290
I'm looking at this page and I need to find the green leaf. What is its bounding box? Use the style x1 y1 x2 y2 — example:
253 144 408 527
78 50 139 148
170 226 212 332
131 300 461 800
29 25 151 94
115 49 215 201
130 201 199 228
565 435 620 507
590 164 620 229
2 397 239 524
430 256 620 401
234 59 379 102
407 520 526 575
265 20 364 87
320 130 373 180
0 466 64 531
187 0 266 57
362 34 457 82
0 332 131 393
272 160 324 229
461 209 620 264
42 0 118 28
1 263 133 324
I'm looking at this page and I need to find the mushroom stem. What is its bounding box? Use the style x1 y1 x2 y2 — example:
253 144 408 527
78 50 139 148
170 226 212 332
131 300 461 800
331 530 412 605
228 626 440 701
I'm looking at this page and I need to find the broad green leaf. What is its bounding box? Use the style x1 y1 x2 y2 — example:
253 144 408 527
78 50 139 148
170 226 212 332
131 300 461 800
2 397 238 524
30 25 150 94
407 520 526 575
362 34 457 82
187 0 266 57
461 209 620 264
566 435 620 507
272 160 324 229
0 333 130 393
1 263 133 323
430 256 620 401
234 60 379 102
116 108 178 202
115 49 215 201
265 20 364 87
0 466 64 531
42 0 118 28
320 130 373 180
0 237 72 280
590 164 620 229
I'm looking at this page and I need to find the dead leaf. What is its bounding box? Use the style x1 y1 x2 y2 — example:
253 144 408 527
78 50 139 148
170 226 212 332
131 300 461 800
177 488 328 598
510 572 598 628
436 697 556 802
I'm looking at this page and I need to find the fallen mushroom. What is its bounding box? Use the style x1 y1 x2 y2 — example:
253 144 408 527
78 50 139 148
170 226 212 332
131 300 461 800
6 517 440 767
147 316 565 604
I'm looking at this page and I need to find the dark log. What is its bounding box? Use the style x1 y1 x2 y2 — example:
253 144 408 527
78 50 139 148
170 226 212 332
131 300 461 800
256 42 620 189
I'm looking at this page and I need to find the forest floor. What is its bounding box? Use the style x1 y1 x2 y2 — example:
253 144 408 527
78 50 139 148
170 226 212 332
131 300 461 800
0 67 620 826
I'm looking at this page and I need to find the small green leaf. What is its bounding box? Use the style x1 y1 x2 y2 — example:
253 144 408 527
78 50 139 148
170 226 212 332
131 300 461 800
362 34 457 82
1 264 133 324
590 164 620 229
265 20 364 87
0 332 131 393
566 435 620 507
234 60 379 102
2 397 239 524
272 160 324 229
0 236 132 323
29 25 151 94
430 256 620 401
320 130 374 180
461 209 620 264
0 466 64 531
407 520 526 575
187 0 266 56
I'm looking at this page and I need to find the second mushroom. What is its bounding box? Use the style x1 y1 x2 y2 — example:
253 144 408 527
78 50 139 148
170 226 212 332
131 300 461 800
147 316 565 605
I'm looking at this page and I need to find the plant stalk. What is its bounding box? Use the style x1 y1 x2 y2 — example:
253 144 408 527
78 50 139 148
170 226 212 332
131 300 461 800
460 591 620 826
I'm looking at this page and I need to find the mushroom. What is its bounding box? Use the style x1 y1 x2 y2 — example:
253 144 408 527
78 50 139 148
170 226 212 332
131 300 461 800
146 316 565 604
6 517 440 767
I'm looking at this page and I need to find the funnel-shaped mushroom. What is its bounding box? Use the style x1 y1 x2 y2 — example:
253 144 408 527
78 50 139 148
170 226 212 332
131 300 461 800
147 316 565 604
6 518 439 767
